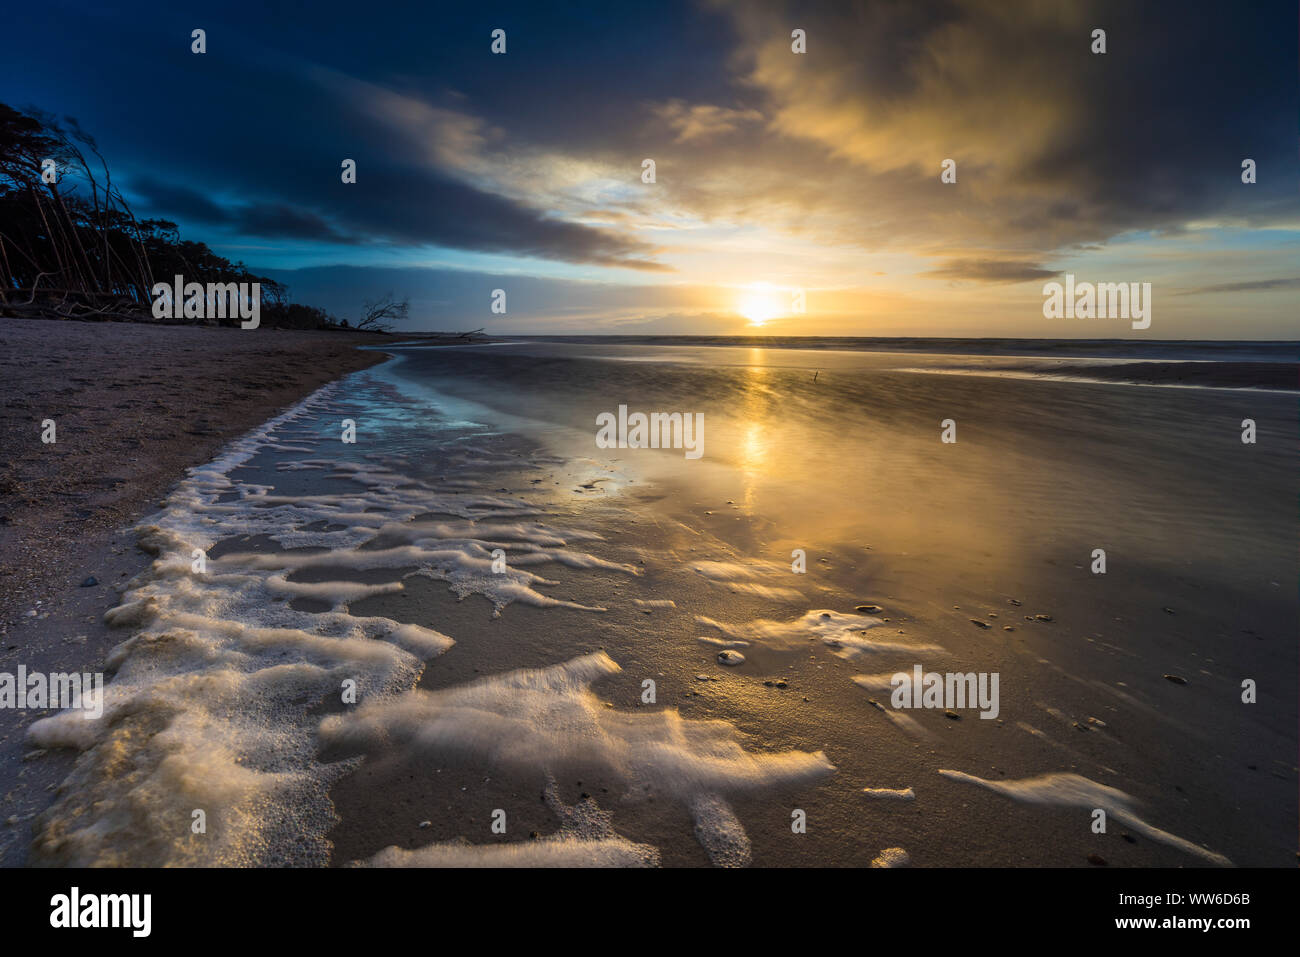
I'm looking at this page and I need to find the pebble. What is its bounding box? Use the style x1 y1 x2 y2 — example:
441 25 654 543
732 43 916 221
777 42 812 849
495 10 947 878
855 604 883 613
968 619 990 629
716 650 745 666
943 709 960 720
418 820 431 829
1162 674 1187 685
80 576 98 587
1033 614 1053 622
1007 598 1022 606
1087 854 1108 866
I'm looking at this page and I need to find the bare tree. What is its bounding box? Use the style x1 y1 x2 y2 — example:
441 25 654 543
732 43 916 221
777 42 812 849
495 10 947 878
356 293 407 332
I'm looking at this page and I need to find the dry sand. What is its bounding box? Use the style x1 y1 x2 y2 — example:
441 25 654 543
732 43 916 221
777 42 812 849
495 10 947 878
0 318 387 629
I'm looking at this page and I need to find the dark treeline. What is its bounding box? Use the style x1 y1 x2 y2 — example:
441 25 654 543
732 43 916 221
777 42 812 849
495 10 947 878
0 103 391 331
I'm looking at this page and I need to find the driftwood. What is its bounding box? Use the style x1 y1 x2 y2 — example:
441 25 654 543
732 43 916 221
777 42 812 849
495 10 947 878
2 300 150 322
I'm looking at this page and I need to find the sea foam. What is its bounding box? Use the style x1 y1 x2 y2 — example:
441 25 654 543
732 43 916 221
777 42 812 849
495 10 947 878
27 381 638 865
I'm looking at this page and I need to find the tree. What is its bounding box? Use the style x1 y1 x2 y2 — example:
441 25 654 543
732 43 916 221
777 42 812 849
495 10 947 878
356 293 406 332
0 102 342 329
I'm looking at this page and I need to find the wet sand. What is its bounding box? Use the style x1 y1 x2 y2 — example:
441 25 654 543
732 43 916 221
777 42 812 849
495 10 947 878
5 337 1295 868
320 343 1296 867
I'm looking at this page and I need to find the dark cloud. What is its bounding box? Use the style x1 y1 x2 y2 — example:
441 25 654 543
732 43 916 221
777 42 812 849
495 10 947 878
712 0 1299 251
130 180 233 225
1 1 688 270
922 259 1057 284
128 155 668 270
132 179 358 243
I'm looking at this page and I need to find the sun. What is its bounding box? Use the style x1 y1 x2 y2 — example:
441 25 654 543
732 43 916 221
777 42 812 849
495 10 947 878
736 282 785 326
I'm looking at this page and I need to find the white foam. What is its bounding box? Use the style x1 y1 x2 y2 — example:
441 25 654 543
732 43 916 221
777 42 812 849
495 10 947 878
696 636 750 649
863 787 916 801
27 380 636 866
320 652 834 862
361 836 659 868
688 560 804 601
870 847 911 868
362 780 660 867
698 610 942 660
28 386 452 865
938 770 1232 866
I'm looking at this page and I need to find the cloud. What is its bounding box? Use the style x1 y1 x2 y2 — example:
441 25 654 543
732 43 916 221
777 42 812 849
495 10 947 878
296 68 671 270
705 0 1300 255
653 99 764 142
132 178 359 244
130 180 233 225
922 258 1057 284
1175 277 1300 296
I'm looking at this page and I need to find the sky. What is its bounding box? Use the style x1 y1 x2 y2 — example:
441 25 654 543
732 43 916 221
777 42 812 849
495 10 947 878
2 0 1297 337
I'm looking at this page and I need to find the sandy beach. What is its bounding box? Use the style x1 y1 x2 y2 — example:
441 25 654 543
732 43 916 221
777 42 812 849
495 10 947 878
0 318 388 864
0 319 388 629
4 333 1292 868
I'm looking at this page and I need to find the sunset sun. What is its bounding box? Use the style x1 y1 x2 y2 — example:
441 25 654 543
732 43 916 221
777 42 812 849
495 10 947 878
736 282 784 326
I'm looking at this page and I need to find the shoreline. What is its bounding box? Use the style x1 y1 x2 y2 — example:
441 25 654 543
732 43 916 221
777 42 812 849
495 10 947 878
0 318 390 631
2 333 1294 867
0 319 386 865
